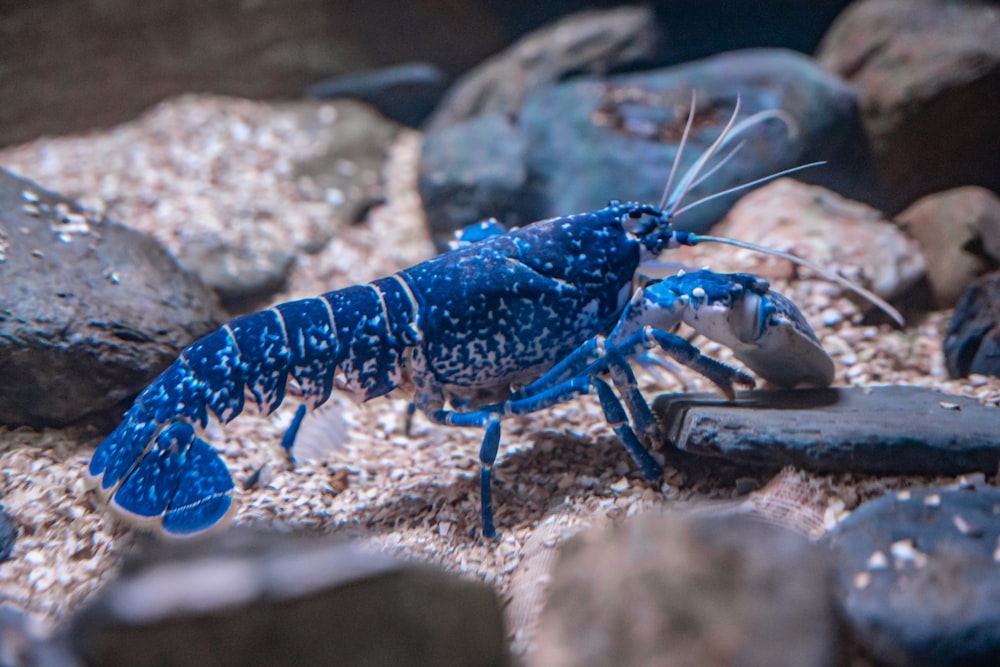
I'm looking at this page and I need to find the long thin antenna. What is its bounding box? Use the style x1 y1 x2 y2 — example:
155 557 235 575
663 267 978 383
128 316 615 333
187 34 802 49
653 96 902 326
658 90 698 210
689 233 905 327
665 95 743 214
687 139 746 193
672 161 826 218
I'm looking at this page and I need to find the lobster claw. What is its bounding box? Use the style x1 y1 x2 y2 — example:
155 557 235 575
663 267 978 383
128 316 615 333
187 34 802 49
644 270 835 388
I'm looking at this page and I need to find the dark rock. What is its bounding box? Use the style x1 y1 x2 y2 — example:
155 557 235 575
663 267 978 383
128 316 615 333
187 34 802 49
817 0 1000 211
0 1 508 148
424 5 662 133
0 169 221 427
71 530 507 667
307 62 447 128
825 486 1000 667
896 186 1000 309
653 386 1000 475
419 114 528 249
532 511 838 667
0 507 16 562
943 272 1000 379
519 49 868 233
420 48 867 243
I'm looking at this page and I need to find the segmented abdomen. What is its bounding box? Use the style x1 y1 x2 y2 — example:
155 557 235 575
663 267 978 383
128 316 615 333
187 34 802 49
87 278 415 536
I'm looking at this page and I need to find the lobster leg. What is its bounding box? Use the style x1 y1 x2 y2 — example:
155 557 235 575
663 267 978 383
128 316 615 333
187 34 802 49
515 337 607 399
428 377 594 539
592 377 662 480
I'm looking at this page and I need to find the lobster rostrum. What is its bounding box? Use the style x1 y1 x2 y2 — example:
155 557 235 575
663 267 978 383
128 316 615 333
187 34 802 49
87 97 890 539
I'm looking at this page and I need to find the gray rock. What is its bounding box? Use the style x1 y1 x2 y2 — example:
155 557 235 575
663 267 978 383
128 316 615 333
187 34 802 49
419 113 528 250
896 186 1000 309
519 49 868 233
71 530 507 667
0 604 79 667
825 486 1000 667
177 235 295 312
817 0 1000 210
653 386 1000 475
532 511 838 667
307 62 447 128
424 6 661 133
420 48 868 242
943 271 1000 379
0 169 221 427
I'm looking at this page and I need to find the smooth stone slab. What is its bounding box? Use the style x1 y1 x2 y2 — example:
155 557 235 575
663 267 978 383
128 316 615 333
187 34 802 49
653 386 1000 474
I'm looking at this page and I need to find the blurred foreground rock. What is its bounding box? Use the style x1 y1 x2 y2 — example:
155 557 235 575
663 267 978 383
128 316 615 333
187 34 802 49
531 511 837 667
71 530 507 667
0 168 221 427
826 486 1000 666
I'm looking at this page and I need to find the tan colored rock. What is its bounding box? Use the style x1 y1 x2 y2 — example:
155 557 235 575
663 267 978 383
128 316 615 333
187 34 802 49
692 178 926 303
896 186 1000 308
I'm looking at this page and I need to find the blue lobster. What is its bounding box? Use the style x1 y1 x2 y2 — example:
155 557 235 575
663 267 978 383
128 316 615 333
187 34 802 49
87 98 861 539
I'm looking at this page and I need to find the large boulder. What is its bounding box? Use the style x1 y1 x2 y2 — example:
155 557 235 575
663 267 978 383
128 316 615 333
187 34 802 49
0 168 221 427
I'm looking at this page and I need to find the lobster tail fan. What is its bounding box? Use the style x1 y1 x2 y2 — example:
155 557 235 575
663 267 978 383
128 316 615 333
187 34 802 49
103 421 235 537
87 349 239 537
161 432 236 536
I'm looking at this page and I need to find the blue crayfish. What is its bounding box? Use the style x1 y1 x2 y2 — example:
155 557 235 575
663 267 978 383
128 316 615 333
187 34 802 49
87 98 897 539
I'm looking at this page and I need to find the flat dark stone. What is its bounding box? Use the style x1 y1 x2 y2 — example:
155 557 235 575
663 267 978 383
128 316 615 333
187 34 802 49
825 487 1000 666
653 386 1000 475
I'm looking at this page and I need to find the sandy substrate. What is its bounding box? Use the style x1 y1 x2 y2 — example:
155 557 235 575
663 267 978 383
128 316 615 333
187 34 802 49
1 96 998 655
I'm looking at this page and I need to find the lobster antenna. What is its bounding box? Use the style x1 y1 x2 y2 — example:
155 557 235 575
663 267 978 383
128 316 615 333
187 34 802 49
672 160 826 218
688 233 905 327
666 108 800 217
665 94 743 215
658 90 698 210
686 139 746 193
